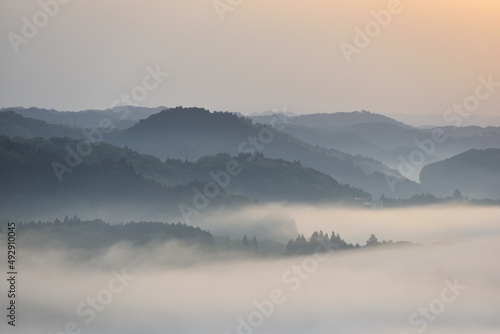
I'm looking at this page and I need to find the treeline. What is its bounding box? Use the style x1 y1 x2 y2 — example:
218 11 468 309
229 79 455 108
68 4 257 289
379 190 500 207
217 234 261 255
164 152 370 203
17 215 214 249
7 217 416 257
285 231 410 256
286 231 356 255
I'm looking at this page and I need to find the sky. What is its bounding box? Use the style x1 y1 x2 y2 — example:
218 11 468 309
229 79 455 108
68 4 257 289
1 0 499 117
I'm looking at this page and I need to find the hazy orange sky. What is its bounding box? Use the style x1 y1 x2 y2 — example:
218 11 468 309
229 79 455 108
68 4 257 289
1 0 499 116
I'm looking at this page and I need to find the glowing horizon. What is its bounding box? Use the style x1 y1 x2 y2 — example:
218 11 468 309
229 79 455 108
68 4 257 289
1 0 499 117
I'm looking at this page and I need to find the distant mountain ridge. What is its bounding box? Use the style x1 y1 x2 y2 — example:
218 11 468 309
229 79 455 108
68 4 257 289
250 110 500 181
3 106 500 200
391 113 500 128
250 110 404 128
2 106 166 129
0 108 414 198
420 148 500 199
0 110 84 139
110 107 417 198
290 110 404 128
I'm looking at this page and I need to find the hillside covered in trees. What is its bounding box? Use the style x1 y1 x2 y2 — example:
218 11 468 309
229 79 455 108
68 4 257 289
0 136 248 220
11 216 412 257
162 153 370 202
109 107 417 198
17 216 214 249
0 135 372 222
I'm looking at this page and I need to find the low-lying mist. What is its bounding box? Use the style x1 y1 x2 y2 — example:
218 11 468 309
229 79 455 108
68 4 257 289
2 205 500 334
12 201 500 246
187 203 500 246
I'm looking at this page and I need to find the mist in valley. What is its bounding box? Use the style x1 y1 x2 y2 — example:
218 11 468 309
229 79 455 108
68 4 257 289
3 205 499 334
2 0 500 332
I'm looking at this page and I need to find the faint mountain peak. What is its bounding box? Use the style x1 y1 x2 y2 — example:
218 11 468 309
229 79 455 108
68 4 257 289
251 110 405 129
248 109 297 117
1 105 167 128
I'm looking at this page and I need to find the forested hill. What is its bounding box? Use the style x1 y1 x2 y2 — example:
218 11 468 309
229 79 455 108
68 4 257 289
161 153 370 202
0 136 248 220
0 136 370 222
0 108 419 198
111 107 258 161
16 216 214 249
420 148 500 199
110 106 418 198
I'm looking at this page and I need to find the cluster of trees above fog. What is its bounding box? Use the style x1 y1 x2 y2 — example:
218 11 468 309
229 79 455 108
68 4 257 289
285 231 405 256
378 190 500 207
8 216 412 257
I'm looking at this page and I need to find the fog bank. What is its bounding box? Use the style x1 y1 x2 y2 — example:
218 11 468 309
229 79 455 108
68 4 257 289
2 205 499 333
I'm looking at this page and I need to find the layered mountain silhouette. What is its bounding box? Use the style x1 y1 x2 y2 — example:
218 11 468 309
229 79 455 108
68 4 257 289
3 106 500 202
0 110 84 139
109 107 417 198
251 111 500 180
0 135 369 221
2 106 165 129
420 148 500 199
250 110 402 128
